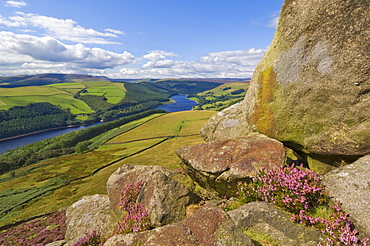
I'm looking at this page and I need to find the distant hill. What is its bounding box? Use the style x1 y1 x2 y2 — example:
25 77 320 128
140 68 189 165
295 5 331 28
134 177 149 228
0 73 108 88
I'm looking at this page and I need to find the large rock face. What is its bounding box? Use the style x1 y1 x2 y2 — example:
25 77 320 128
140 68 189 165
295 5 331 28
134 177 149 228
322 155 370 237
103 206 254 246
107 165 200 227
176 134 286 197
201 0 370 159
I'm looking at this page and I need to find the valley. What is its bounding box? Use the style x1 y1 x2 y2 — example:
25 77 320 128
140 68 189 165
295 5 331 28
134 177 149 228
0 110 216 227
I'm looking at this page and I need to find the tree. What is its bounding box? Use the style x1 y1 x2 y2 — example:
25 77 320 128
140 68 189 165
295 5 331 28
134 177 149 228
75 141 90 153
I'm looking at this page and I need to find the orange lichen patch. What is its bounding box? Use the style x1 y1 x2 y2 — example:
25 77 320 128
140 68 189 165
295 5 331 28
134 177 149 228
250 67 276 137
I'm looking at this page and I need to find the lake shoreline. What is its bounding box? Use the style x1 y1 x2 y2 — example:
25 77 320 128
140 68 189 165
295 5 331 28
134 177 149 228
0 123 99 142
0 95 196 153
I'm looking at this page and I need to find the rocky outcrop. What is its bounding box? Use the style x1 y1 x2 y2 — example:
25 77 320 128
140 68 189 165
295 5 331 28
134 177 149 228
199 102 251 142
107 165 200 227
322 155 370 237
176 134 286 197
228 201 325 246
103 206 254 246
200 0 370 170
65 194 116 246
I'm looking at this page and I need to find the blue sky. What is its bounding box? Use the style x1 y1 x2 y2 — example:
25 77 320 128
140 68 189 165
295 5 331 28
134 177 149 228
0 0 284 78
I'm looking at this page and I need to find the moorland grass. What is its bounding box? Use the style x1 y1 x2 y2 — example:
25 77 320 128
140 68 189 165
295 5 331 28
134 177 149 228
0 110 216 227
88 113 164 149
197 82 249 98
189 82 249 111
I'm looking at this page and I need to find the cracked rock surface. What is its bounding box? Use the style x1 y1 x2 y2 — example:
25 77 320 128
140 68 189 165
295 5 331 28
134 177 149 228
176 134 286 197
323 155 370 237
107 165 200 227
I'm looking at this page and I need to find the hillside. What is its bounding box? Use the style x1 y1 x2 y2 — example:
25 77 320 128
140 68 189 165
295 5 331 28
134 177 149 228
0 75 226 141
0 110 216 227
190 81 249 111
0 73 108 88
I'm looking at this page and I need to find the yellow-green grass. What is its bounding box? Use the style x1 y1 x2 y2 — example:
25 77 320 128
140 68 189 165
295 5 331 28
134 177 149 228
0 99 6 107
191 82 249 111
0 95 94 114
198 82 249 97
116 135 206 170
47 83 86 95
89 113 164 149
108 111 216 143
80 85 126 104
0 110 216 226
0 81 126 112
0 86 94 114
47 82 85 89
98 138 167 157
76 115 89 121
245 228 281 246
81 81 113 87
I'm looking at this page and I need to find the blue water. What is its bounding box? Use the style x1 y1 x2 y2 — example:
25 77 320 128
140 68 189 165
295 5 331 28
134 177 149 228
0 95 197 153
0 122 101 154
156 94 198 112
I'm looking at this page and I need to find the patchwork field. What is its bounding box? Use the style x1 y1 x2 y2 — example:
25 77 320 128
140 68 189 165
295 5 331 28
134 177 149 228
0 81 127 114
0 110 216 227
190 81 249 111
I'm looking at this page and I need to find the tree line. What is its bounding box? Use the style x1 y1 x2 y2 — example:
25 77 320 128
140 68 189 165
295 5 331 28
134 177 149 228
0 103 76 139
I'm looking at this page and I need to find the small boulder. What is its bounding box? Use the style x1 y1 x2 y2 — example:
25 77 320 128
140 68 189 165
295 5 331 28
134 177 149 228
103 206 254 246
322 155 370 237
65 194 116 245
228 201 325 246
176 134 286 197
199 102 251 142
106 165 200 228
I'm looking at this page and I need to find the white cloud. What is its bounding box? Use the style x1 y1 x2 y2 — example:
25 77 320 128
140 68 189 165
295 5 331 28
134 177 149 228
0 12 123 44
142 50 181 68
0 31 135 75
200 48 268 65
267 11 280 28
118 48 267 79
4 0 27 8
0 31 266 78
105 28 125 35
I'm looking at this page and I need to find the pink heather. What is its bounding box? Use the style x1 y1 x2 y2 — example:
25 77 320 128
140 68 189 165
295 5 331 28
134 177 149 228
116 180 151 234
237 165 369 246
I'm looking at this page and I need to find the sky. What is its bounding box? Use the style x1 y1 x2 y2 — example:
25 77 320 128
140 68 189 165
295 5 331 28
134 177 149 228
0 0 284 79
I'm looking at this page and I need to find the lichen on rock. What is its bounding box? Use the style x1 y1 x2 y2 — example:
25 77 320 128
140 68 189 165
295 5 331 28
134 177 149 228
200 0 370 171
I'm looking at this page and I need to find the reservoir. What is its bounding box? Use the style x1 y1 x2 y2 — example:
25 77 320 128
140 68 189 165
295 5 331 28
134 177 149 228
155 94 198 112
0 95 197 153
0 123 102 154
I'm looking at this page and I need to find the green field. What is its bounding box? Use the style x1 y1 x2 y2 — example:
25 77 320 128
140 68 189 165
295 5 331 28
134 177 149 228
80 85 126 104
0 110 216 227
0 81 127 114
190 82 249 111
0 85 94 114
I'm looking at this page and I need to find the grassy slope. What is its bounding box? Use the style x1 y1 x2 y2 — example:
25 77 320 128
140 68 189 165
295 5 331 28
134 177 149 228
190 82 249 111
0 110 216 227
0 81 127 114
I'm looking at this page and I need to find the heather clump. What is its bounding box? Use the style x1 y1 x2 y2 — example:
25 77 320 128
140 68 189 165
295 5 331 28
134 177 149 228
73 230 103 246
0 210 66 246
234 165 369 246
237 165 326 214
292 205 369 246
115 180 151 234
